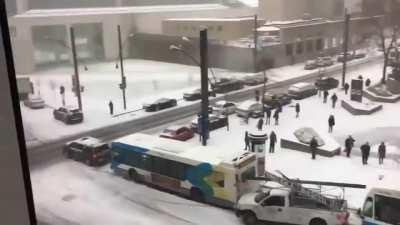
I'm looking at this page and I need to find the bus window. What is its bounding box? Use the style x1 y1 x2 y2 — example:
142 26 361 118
362 197 373 218
375 194 400 224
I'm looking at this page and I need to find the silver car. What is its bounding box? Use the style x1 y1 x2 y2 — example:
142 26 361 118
212 101 236 115
23 97 45 109
236 100 263 118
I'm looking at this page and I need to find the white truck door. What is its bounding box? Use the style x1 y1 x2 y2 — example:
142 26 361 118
259 196 288 223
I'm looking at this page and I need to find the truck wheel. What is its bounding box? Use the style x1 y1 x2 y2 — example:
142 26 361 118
310 218 327 225
190 187 204 202
242 211 258 225
128 169 141 183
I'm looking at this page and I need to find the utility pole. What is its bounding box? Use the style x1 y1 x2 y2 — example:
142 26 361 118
200 29 209 146
70 27 82 110
117 25 127 110
341 9 350 88
253 14 259 73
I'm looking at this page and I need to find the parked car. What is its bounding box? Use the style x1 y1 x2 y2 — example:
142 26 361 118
212 101 236 115
159 125 194 141
304 60 319 70
352 51 366 59
143 98 177 112
214 79 244 93
23 96 45 109
315 77 339 91
287 82 318 100
337 52 353 62
53 106 83 124
316 56 334 67
183 88 216 101
236 100 264 118
190 114 228 133
241 74 268 86
63 137 110 166
263 92 292 109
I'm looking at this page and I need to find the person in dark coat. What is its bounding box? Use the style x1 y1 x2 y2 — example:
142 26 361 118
344 135 355 157
295 103 300 118
344 83 350 95
378 142 386 165
257 118 264 131
244 131 250 150
323 90 329 103
365 78 371 87
361 142 371 165
108 100 114 115
265 107 271 125
269 131 277 153
310 136 318 160
328 115 335 133
277 104 283 113
331 93 338 108
273 109 280 125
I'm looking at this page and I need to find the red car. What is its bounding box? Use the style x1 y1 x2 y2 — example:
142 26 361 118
159 126 194 141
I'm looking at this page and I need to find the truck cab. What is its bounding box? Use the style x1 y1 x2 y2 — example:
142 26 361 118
236 183 348 225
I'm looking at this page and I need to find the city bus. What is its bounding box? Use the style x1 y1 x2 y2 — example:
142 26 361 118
110 133 258 208
359 188 400 225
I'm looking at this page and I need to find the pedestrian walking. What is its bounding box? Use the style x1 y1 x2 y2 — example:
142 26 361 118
365 78 371 87
323 90 329 103
269 131 277 153
257 118 264 131
361 142 371 165
273 109 279 125
344 135 355 157
108 100 114 115
244 131 250 150
331 93 338 108
265 107 271 125
328 115 335 133
310 136 318 160
378 142 386 165
295 103 300 118
344 83 350 95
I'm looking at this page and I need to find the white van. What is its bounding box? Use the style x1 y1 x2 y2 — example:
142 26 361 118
235 100 263 118
358 188 400 225
287 82 318 100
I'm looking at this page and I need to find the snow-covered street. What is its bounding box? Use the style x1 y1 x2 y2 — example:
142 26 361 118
30 58 400 225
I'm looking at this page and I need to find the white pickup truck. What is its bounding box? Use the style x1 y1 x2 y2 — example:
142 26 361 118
236 184 349 225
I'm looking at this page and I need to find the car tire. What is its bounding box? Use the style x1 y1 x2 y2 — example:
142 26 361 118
242 211 258 225
190 187 204 202
128 169 141 183
309 218 327 225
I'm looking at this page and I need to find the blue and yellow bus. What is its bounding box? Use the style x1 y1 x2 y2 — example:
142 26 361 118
360 188 400 225
110 133 258 208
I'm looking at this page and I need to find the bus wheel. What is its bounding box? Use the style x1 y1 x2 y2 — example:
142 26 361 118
128 169 141 183
242 211 258 225
190 187 204 202
310 218 327 225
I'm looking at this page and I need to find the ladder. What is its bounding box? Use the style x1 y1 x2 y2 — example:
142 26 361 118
264 171 342 210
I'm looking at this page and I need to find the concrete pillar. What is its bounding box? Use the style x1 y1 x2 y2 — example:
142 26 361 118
16 0 28 14
102 19 119 61
11 24 35 74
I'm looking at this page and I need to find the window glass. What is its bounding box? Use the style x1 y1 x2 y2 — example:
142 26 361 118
262 196 285 207
362 197 373 218
375 195 400 224
241 166 255 181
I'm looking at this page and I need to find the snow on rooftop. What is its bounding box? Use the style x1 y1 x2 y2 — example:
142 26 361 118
113 133 244 165
257 26 280 32
237 100 259 109
14 4 229 18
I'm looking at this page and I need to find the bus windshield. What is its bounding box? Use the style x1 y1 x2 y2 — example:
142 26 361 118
375 194 400 224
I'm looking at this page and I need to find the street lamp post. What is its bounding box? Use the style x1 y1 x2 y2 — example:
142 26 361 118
70 27 83 110
117 25 127 110
200 29 209 146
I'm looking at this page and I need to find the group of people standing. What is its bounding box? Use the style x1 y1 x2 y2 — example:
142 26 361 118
322 90 338 109
244 130 277 153
344 135 387 165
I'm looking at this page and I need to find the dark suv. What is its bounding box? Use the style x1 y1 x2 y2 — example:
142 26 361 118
143 98 177 112
214 79 244 93
63 137 110 166
315 77 339 91
53 107 83 124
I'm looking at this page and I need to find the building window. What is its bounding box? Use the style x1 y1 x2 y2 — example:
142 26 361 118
208 26 214 31
316 39 323 51
332 38 337 48
296 41 304 54
306 40 313 52
217 26 223 31
286 43 294 56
